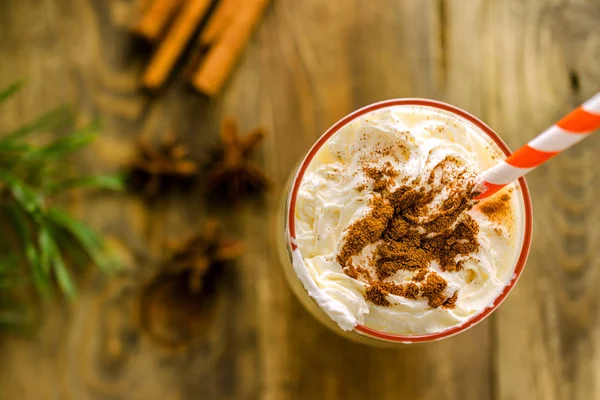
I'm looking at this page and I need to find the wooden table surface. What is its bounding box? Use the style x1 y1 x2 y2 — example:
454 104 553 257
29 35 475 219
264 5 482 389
1 0 600 399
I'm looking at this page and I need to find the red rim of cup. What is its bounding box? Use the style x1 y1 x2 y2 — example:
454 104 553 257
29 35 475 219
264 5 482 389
287 99 533 343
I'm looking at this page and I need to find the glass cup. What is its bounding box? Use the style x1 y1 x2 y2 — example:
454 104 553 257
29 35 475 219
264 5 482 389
276 99 533 346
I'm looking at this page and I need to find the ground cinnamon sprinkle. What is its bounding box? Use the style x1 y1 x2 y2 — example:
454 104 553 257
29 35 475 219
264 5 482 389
343 264 373 282
366 281 420 306
380 281 419 299
362 164 398 192
388 185 426 211
365 285 390 306
421 214 479 272
412 269 428 282
427 155 461 186
420 272 448 308
398 144 410 160
376 240 428 279
442 291 458 309
399 282 420 299
478 195 511 223
336 195 393 267
337 157 481 310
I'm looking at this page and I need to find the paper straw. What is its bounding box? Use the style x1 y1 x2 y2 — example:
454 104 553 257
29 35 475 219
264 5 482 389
476 93 600 200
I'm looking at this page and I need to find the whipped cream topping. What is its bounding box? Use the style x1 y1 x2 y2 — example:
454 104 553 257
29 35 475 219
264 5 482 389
293 105 524 336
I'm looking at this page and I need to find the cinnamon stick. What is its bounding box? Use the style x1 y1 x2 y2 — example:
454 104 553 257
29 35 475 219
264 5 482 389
200 0 240 46
182 0 239 78
191 0 271 96
142 0 211 90
133 0 184 42
130 0 155 25
139 0 154 12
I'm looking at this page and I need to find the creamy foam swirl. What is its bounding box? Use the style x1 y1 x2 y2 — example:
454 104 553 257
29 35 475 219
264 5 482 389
294 105 523 335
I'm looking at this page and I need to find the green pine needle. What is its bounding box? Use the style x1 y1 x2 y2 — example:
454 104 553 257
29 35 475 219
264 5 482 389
0 167 45 216
46 208 111 273
3 106 73 143
46 174 126 194
0 82 120 326
27 125 97 161
3 203 50 296
43 232 77 300
37 225 53 276
0 81 24 103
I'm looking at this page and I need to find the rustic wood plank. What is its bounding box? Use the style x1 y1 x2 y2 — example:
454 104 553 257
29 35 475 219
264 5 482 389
256 1 492 399
0 0 260 399
2 0 600 399
482 1 600 400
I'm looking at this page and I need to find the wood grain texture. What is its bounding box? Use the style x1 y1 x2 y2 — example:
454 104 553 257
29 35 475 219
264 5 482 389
482 2 600 400
0 0 599 399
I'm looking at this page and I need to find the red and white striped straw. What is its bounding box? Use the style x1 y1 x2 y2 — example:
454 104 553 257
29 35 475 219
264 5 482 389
476 93 600 200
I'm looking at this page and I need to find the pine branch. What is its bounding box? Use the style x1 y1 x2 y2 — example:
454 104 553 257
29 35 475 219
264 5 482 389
0 82 122 328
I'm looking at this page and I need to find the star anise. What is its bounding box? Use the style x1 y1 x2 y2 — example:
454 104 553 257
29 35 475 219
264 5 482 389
161 218 244 292
205 117 270 202
138 219 244 348
129 132 198 197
